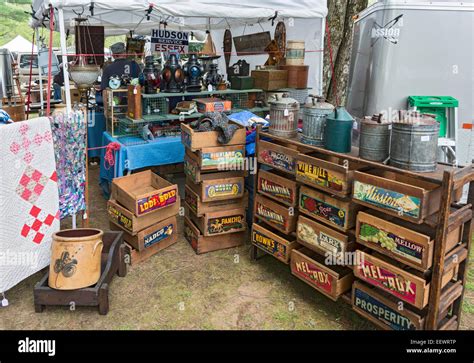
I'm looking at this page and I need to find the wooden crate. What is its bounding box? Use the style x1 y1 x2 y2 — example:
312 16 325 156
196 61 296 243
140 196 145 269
352 281 425 330
352 169 442 224
127 85 142 120
257 140 298 175
254 194 297 234
110 215 178 252
296 152 366 197
112 170 178 217
108 198 180 235
185 145 246 172
290 247 354 301
297 215 354 257
184 185 248 217
181 121 246 152
187 206 247 237
252 223 298 264
257 169 298 207
299 185 361 232
184 216 245 254
186 171 245 202
251 69 288 90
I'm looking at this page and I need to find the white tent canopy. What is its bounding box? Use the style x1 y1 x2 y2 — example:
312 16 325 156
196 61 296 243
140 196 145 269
1 35 37 53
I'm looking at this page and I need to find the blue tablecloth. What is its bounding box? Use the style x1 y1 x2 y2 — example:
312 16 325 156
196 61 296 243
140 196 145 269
99 132 185 198
87 110 106 158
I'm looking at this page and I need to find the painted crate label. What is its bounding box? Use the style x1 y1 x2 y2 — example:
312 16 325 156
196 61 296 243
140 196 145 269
300 192 346 228
256 201 287 228
181 131 192 148
184 221 199 251
298 222 344 255
258 177 294 205
252 229 288 260
137 188 178 215
207 214 245 235
184 158 198 183
259 149 295 173
144 223 174 248
353 181 421 218
353 286 417 330
296 161 344 192
356 258 418 305
108 204 133 232
205 182 242 199
185 188 198 214
201 150 244 167
359 222 424 265
293 259 333 294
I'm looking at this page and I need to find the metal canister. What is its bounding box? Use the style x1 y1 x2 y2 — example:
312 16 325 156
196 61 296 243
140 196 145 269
269 94 300 138
359 115 392 162
0 48 14 99
324 106 354 153
301 96 334 146
390 115 440 172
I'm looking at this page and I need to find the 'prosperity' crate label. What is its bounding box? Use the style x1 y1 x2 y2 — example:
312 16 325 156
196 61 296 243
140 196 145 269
359 222 424 265
137 188 177 215
353 286 417 330
259 149 295 173
353 181 421 218
252 229 288 260
207 214 245 235
293 260 333 294
258 177 294 205
256 202 286 228
108 204 133 232
297 222 343 255
201 150 244 167
144 223 174 248
205 182 242 199
296 161 344 192
299 192 346 228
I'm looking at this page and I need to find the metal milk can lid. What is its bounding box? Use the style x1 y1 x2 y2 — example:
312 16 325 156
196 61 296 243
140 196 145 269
269 93 299 107
304 95 334 110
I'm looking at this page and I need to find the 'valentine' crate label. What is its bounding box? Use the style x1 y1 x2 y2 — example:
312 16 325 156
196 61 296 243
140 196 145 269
256 201 286 228
258 177 294 205
137 188 178 215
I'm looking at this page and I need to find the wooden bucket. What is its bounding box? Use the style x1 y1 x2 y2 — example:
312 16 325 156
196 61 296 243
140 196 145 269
49 229 104 290
286 40 305 65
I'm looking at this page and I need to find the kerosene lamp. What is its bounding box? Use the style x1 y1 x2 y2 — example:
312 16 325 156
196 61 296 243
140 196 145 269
161 53 184 93
183 54 204 92
142 55 160 94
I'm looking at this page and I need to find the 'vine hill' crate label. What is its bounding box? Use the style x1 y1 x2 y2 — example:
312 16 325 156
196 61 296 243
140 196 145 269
296 161 344 192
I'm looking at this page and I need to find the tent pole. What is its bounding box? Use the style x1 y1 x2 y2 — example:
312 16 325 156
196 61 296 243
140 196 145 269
58 7 72 114
35 28 44 112
319 17 326 97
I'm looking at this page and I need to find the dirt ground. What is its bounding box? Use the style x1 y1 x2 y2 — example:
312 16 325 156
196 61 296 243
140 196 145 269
1 165 473 330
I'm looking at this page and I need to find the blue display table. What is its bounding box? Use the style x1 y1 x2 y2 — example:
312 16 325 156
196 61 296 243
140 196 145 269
87 110 106 158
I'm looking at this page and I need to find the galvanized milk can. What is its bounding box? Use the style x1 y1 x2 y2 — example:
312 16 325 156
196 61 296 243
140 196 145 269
359 114 392 162
390 113 439 172
269 94 300 138
301 96 334 146
324 106 354 153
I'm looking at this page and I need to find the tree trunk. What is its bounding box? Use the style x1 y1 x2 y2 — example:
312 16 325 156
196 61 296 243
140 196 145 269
323 0 368 106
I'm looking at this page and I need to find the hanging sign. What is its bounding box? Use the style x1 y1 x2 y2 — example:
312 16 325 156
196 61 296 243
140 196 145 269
151 29 189 54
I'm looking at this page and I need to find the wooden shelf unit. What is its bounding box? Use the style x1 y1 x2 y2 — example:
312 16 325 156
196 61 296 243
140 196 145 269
251 127 474 330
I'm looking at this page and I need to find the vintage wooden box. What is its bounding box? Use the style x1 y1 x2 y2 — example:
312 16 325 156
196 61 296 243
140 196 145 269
257 169 298 207
352 169 442 224
352 281 425 330
184 185 248 217
184 216 245 254
187 206 247 237
194 97 232 113
257 140 299 175
254 194 297 234
127 85 142 120
296 152 365 197
186 171 245 202
108 198 180 235
181 121 246 151
251 69 288 90
297 215 354 257
111 215 178 252
290 247 354 301
185 145 246 172
230 76 255 90
299 185 361 232
252 223 298 264
112 170 178 217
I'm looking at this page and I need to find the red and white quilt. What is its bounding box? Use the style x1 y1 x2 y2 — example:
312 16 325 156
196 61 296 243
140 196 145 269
0 117 59 293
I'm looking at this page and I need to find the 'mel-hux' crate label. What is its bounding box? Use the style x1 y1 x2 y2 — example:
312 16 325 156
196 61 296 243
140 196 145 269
298 222 343 254
359 222 424 265
108 204 133 232
252 229 287 260
259 149 295 173
353 286 417 330
207 214 245 235
144 223 174 248
137 188 178 215
296 161 344 192
300 192 346 228
202 150 244 167
258 177 294 205
205 182 242 199
256 202 286 228
357 259 417 305
353 181 421 218
293 260 333 294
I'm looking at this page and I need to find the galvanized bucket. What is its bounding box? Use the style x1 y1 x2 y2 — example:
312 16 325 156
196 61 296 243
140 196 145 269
359 117 392 162
389 118 439 172
269 94 300 138
301 96 334 146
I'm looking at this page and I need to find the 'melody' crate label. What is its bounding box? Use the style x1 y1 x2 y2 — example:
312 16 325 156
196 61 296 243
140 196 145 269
258 174 295 205
205 182 242 199
207 213 245 235
108 203 133 232
353 181 421 219
300 191 346 228
144 223 174 249
137 188 178 215
296 161 344 192
201 150 244 168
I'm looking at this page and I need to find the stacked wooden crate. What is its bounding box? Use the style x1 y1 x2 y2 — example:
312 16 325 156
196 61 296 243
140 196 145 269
181 122 248 254
108 170 180 265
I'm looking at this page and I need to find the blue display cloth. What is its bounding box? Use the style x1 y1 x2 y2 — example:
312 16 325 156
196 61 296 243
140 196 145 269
87 110 106 158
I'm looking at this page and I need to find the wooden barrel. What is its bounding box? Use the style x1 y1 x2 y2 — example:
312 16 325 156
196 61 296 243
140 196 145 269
49 229 104 290
278 65 309 89
286 40 305 65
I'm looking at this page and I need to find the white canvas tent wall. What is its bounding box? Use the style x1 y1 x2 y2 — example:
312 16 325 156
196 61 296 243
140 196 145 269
30 0 327 114
1 35 37 53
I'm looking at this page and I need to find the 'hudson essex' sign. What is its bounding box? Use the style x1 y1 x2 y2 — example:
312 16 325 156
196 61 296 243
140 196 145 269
151 29 189 54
